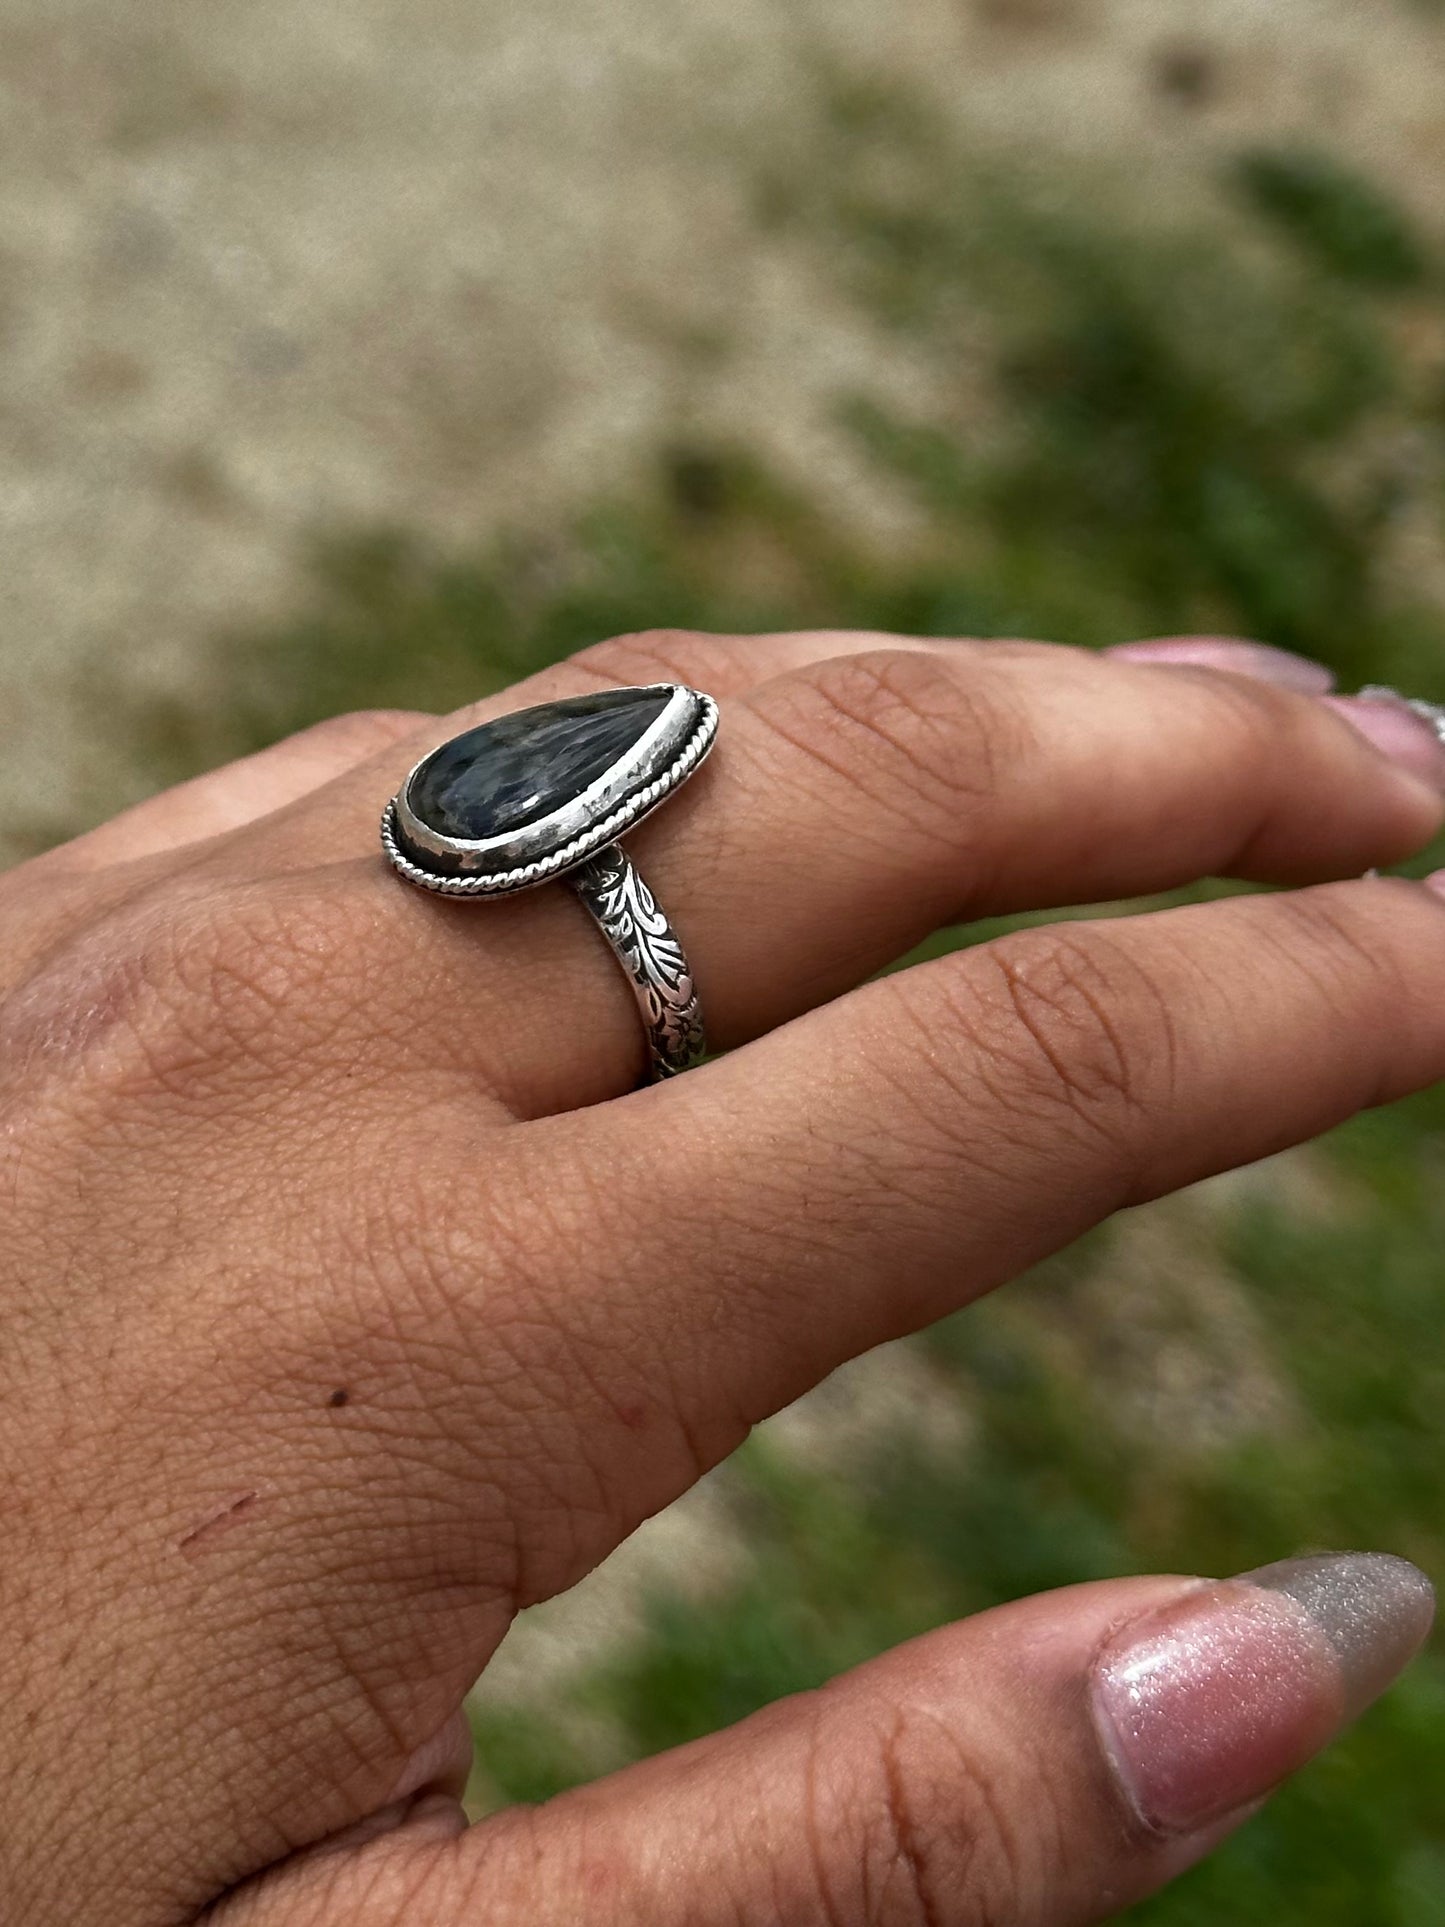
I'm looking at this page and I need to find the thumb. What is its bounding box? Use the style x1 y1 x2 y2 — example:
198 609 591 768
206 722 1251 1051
213 1553 1432 1926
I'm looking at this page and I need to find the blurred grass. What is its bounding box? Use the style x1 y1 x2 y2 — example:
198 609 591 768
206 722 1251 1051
121 83 1445 1922
473 1104 1445 1925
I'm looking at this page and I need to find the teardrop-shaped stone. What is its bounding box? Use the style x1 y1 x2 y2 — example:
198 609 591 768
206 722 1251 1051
406 687 673 841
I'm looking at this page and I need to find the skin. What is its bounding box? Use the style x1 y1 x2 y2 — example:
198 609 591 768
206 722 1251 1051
4 628 1445 1926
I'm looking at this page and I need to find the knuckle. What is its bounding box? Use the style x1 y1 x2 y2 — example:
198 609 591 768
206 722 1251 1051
760 650 1030 844
143 884 352 1059
573 627 725 688
3 875 367 1100
1194 672 1298 799
1266 883 1407 1019
947 926 1176 1140
844 1705 1035 1925
1173 660 1282 737
392 1150 716 1568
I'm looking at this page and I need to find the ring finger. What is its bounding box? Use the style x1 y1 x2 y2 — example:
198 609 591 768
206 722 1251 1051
243 634 1445 1114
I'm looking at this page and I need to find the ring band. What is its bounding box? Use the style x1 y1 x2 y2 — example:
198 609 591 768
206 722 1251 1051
571 844 706 1078
381 682 718 1083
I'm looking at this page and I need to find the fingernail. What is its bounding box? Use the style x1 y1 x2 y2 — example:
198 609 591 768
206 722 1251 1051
1323 690 1445 791
1107 638 1335 693
1092 1552 1434 1836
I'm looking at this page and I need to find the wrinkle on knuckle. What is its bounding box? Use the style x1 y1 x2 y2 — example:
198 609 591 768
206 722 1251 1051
1191 662 1284 749
2 873 387 1118
984 928 1175 1127
1131 658 1284 755
873 1712 957 1926
1265 886 1404 1025
846 976 1038 1205
757 650 1027 852
845 1703 1032 1927
911 927 1177 1166
131 892 353 1084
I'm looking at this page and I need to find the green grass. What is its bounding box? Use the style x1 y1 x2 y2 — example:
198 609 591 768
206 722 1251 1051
113 80 1445 1922
464 1097 1445 1924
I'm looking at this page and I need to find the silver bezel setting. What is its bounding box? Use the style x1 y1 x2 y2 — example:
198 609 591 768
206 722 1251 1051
382 684 718 896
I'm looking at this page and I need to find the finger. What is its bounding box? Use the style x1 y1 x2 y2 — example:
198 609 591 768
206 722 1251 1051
215 625 971 870
1111 641 1444 792
257 640 1442 1114
0 633 922 980
210 1555 1433 1926
2 631 954 968
26 628 1328 880
488 875 1445 1544
35 634 924 878
47 710 431 872
61 628 1335 880
558 628 1334 699
1107 634 1338 693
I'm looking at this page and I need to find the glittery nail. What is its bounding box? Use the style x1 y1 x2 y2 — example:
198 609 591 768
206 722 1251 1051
1244 1553 1436 1723
1091 1553 1433 1836
1324 690 1445 791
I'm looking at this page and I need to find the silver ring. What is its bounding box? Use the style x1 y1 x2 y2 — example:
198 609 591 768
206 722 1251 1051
381 683 718 1081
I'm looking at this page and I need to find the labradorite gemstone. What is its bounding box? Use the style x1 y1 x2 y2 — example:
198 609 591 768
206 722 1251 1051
407 687 673 841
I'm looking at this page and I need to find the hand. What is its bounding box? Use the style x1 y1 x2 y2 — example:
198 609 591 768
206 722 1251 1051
3 631 1441 1927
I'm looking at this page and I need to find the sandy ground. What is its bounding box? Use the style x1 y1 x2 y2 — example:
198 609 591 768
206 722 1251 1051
3 0 1445 846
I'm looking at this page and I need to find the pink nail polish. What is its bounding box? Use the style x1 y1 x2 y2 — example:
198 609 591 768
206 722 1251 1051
1107 638 1335 694
1323 692 1445 792
1092 1553 1433 1836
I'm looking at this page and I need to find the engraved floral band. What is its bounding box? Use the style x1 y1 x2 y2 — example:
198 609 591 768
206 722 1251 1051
381 683 719 1080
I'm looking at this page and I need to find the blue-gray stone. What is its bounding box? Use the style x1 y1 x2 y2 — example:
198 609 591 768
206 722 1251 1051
406 687 673 841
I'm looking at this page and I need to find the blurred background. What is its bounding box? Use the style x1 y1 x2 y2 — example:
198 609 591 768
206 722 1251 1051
10 0 1445 1916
